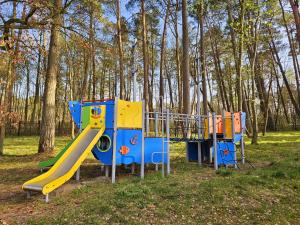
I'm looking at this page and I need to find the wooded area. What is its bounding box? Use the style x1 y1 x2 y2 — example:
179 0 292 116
0 0 300 154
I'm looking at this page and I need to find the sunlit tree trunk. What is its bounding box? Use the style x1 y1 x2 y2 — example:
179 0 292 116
38 0 63 153
0 2 18 155
175 0 182 113
141 0 149 111
280 0 300 107
199 0 208 114
116 0 125 99
182 0 190 115
159 0 170 110
24 61 30 122
269 32 300 117
289 0 300 48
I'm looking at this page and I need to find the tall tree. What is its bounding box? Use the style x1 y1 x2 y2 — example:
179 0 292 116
237 0 246 112
199 0 208 114
159 0 170 110
116 0 125 99
289 0 300 48
0 1 19 155
280 0 300 107
30 31 43 123
141 0 149 110
38 0 63 153
182 0 191 115
269 31 300 117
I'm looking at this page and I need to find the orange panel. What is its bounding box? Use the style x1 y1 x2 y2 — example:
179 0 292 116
234 112 241 133
204 113 241 139
216 117 223 133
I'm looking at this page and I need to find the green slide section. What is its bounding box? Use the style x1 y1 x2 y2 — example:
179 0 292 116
38 137 77 169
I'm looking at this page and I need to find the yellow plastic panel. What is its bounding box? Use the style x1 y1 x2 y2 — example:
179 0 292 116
117 100 142 129
90 105 106 129
204 117 212 139
225 112 233 139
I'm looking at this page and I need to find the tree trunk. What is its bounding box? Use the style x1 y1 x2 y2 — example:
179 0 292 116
199 0 208 114
165 63 175 108
269 33 300 117
237 0 245 112
24 61 30 122
141 0 149 111
38 0 63 153
31 32 43 123
117 0 125 99
159 0 170 110
175 0 182 113
0 2 18 155
280 0 300 108
182 0 190 115
226 0 239 112
289 0 300 48
209 30 229 111
272 59 290 124
149 29 154 113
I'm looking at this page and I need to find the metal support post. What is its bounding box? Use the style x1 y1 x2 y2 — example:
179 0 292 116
241 126 245 164
79 100 83 132
131 164 135 174
208 112 213 163
212 113 218 170
133 70 137 101
197 141 202 166
27 191 30 199
197 76 202 165
105 166 109 177
154 110 159 170
166 109 170 175
45 194 49 203
161 109 165 178
141 100 145 179
75 168 80 181
112 97 118 183
231 113 237 168
197 115 202 165
185 115 189 162
146 112 149 136
155 111 158 136
222 110 226 139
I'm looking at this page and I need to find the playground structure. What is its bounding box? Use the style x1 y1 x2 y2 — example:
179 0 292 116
23 97 246 202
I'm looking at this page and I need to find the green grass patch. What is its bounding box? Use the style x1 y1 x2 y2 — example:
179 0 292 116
0 131 300 224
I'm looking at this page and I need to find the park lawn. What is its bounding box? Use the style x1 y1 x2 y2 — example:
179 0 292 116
0 131 299 225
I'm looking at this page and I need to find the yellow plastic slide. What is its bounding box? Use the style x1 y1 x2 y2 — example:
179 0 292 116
22 125 105 195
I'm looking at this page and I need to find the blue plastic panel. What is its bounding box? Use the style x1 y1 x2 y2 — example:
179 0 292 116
92 129 142 165
188 141 235 166
215 142 236 166
68 101 81 128
187 141 210 162
234 134 242 143
187 142 199 161
144 137 168 164
116 129 142 165
92 128 114 164
93 134 169 165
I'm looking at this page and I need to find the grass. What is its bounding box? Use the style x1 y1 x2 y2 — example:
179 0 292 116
0 131 300 224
